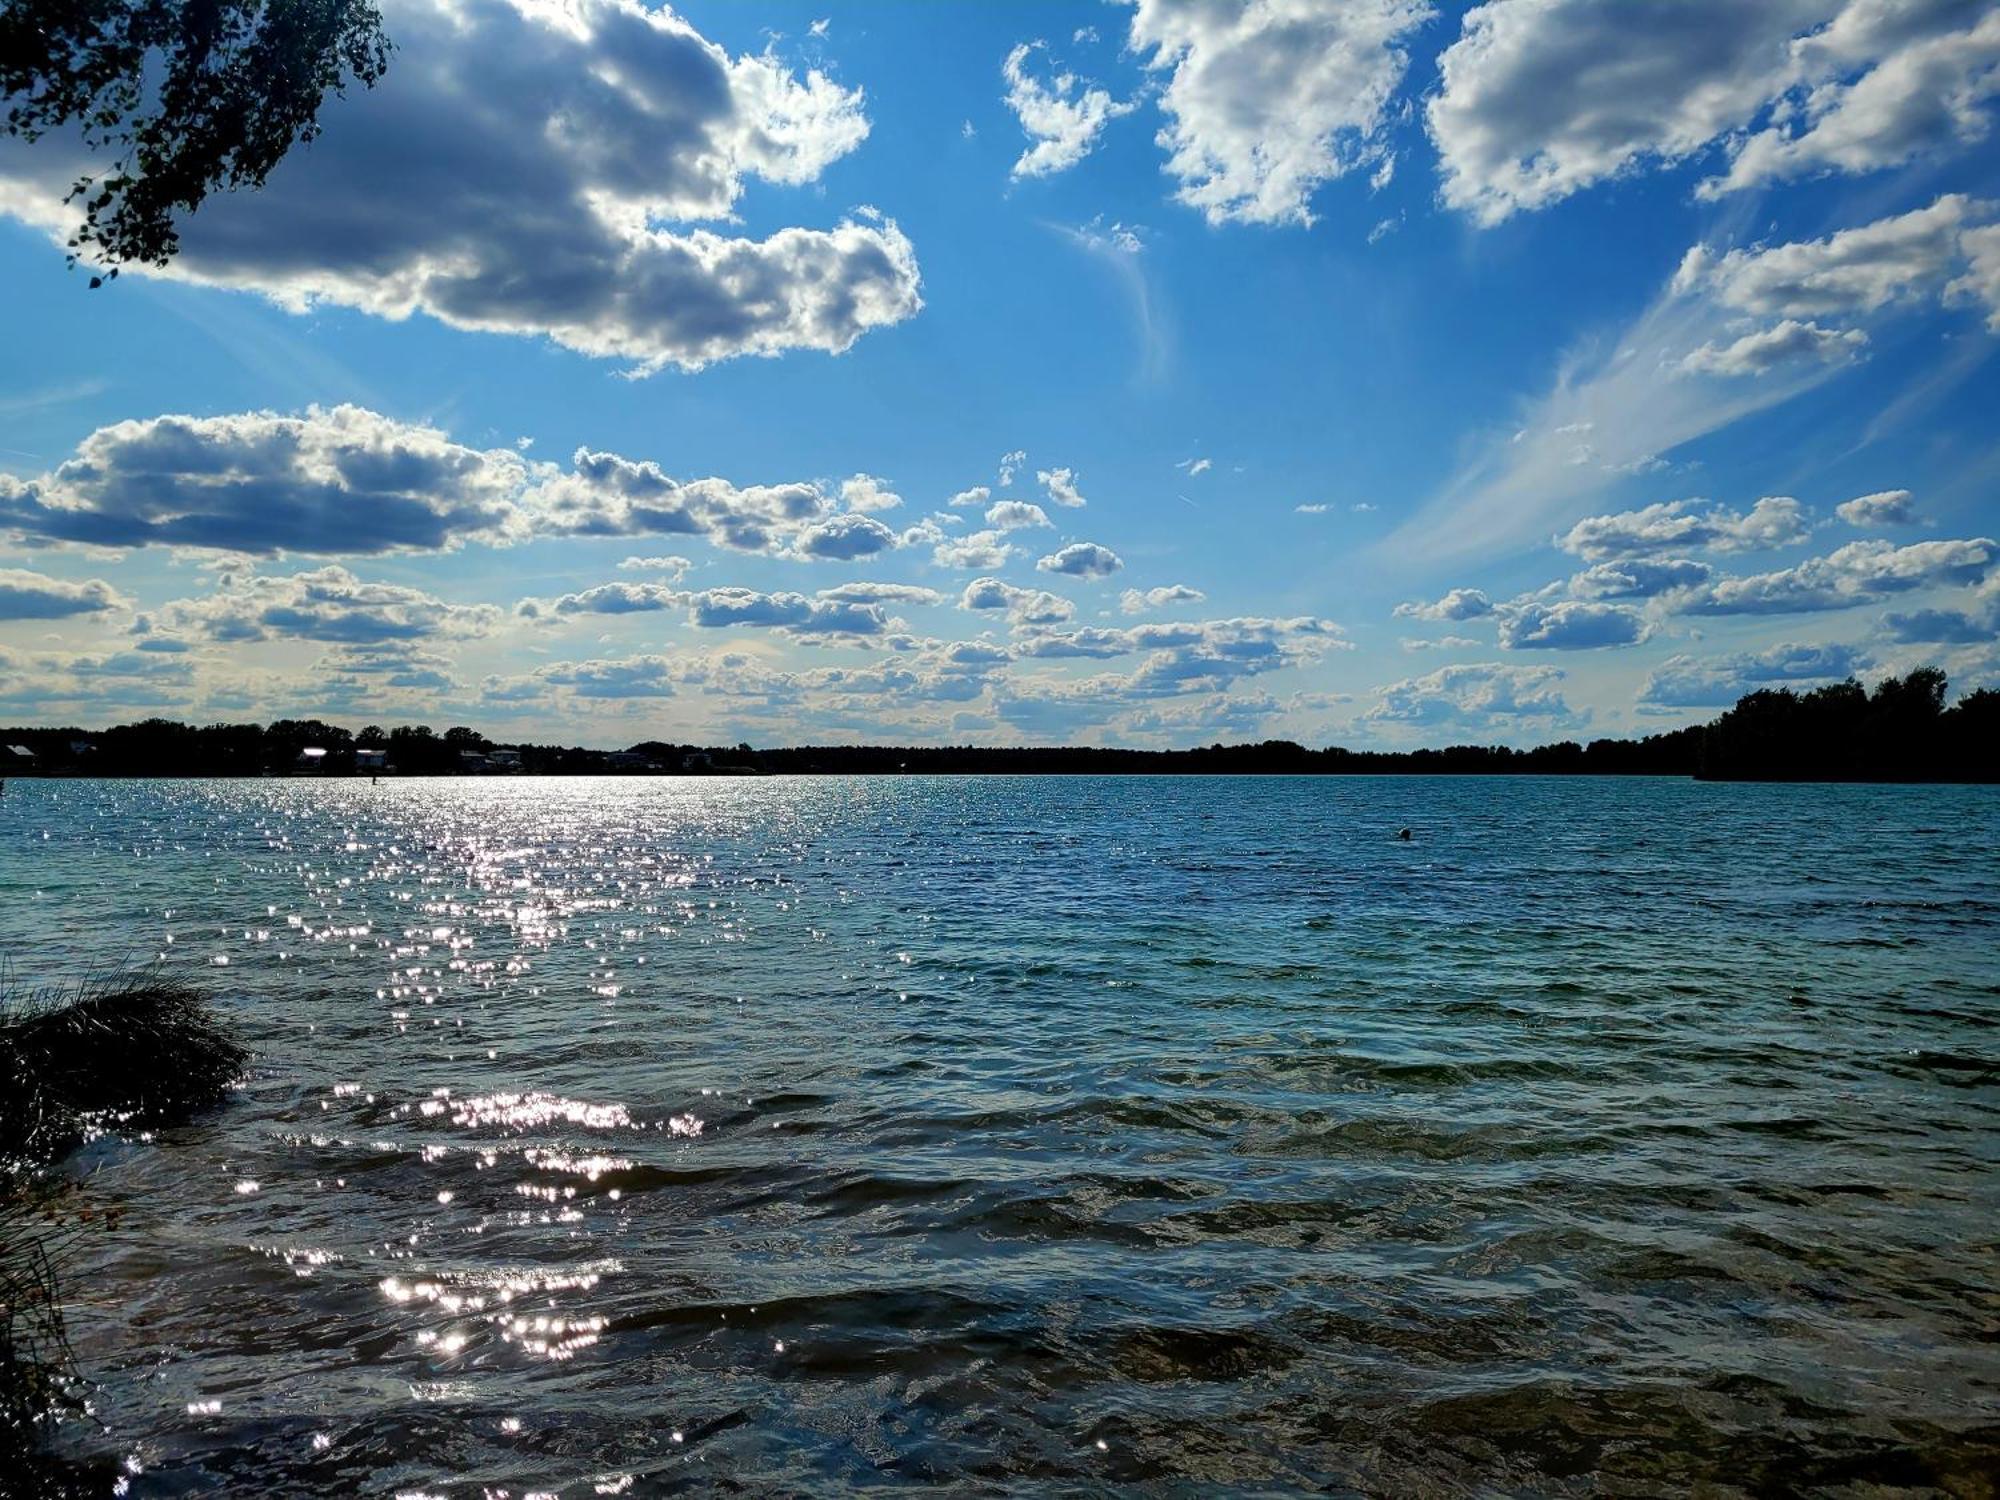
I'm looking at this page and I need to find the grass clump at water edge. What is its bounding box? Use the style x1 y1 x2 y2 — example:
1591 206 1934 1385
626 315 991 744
1 976 248 1495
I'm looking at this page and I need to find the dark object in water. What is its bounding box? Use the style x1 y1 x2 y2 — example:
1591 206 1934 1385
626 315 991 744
1397 827 1413 841
1 980 245 1492
0 980 247 1172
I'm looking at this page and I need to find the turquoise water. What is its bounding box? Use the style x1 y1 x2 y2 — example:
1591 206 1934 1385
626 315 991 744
3 775 1997 1495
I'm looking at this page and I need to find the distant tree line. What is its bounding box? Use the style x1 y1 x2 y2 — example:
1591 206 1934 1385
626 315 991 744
2 670 1994 782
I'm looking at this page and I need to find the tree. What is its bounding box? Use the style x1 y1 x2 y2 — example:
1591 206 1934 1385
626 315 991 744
1 0 390 276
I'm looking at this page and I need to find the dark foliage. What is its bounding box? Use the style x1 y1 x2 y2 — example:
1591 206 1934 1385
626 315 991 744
1 0 390 274
1698 670 1997 781
0 979 247 1169
1 667 1992 782
0 978 244 1492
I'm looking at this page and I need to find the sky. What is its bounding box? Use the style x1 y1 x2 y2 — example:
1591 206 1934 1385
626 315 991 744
1 0 1997 750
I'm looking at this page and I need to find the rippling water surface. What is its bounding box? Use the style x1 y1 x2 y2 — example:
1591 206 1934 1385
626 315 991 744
4 775 1997 1496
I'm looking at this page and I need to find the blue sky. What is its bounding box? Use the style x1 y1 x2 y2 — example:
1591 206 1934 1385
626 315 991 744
2 0 1997 747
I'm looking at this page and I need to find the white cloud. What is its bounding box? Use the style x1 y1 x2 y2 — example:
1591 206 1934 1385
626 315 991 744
1704 7 2000 198
531 448 887 560
1124 0 1435 226
933 531 1017 571
960 577 1076 625
1948 222 2000 328
0 568 128 620
1567 558 1713 599
1002 40 1136 179
1638 642 1871 707
1495 599 1648 650
1037 541 1124 578
1557 497 1812 561
839 474 904 513
1037 467 1088 507
0 0 921 371
0 405 935 566
998 450 1027 486
0 405 536 555
520 582 901 641
1365 661 1577 729
985 500 1053 531
948 485 992 509
1429 1 2000 225
1686 536 1995 614
792 513 900 562
1120 583 1207 614
617 555 694 579
159 566 501 645
1393 587 1493 622
1014 615 1348 692
1679 319 1869 377
1836 488 1917 527
1295 503 1331 515
1881 574 2000 642
1675 195 1990 319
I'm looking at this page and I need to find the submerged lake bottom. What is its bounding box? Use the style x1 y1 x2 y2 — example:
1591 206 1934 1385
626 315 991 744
3 774 1996 1496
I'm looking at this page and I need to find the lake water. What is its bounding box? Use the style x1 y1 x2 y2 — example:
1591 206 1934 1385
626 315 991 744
3 775 1997 1495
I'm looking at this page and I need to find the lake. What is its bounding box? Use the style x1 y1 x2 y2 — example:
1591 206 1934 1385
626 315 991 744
3 775 1996 1494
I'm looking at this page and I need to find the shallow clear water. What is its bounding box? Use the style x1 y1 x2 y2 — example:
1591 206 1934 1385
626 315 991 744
3 775 1997 1496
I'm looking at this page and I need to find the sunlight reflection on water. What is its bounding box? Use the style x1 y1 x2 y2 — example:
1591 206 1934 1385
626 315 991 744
4 774 1999 1494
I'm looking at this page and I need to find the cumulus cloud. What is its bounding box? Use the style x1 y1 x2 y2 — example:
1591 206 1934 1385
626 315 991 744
1036 467 1088 508
1037 541 1125 578
1836 489 1917 527
1673 195 1993 320
1949 222 2000 328
530 656 682 700
959 577 1076 624
0 405 534 555
1124 0 1434 226
816 582 945 606
519 580 918 641
0 0 921 371
1567 558 1713 599
617 555 694 578
985 500 1053 531
1393 587 1493 622
1002 40 1136 178
530 448 891 560
0 569 127 620
1680 319 1868 377
1015 615 1348 692
682 586 890 639
159 566 501 645
948 485 993 509
1687 536 1996 615
839 475 904 513
1120 583 1207 614
792 513 900 561
1703 6 2000 198
1557 496 1812 561
1429 2 2000 225
1365 662 1577 729
1495 599 1648 650
933 531 1017 571
316 644 460 694
1638 642 1871 708
1881 575 2000 642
